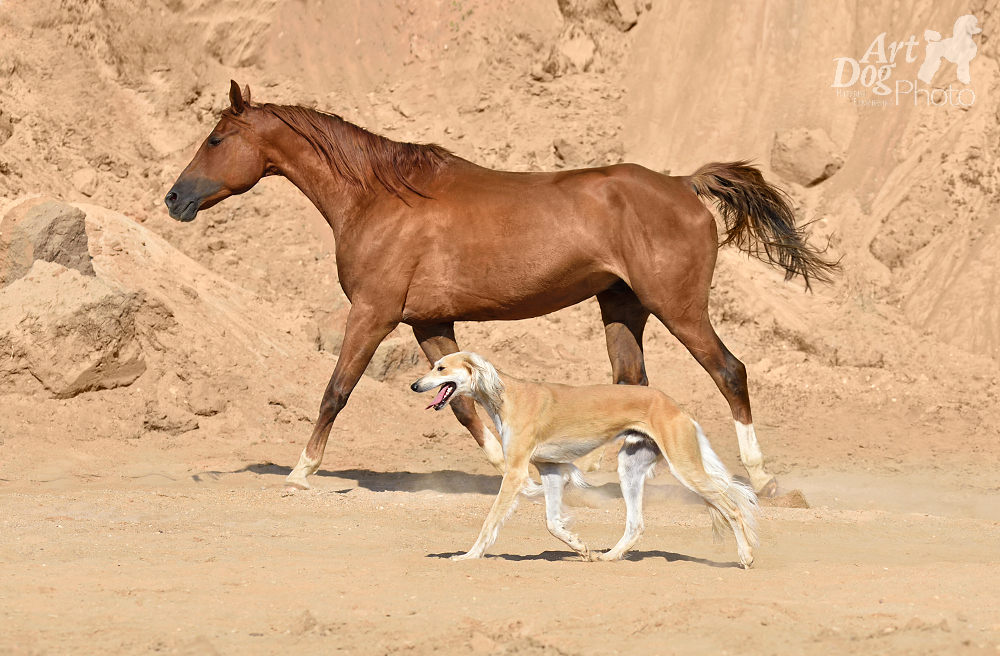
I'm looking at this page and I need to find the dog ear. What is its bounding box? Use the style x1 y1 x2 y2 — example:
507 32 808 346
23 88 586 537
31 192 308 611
465 352 504 406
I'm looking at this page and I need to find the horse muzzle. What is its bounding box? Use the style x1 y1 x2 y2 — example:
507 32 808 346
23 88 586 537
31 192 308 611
164 177 222 222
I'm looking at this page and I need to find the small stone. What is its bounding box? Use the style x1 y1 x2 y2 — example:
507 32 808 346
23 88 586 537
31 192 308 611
71 167 99 197
206 238 226 251
297 610 319 635
553 138 583 167
612 0 638 30
756 357 773 373
470 631 496 654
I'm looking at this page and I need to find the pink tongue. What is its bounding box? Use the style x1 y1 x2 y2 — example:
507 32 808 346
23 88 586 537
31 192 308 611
426 385 450 409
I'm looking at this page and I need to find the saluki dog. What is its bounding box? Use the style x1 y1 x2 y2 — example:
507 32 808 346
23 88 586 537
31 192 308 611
411 352 759 567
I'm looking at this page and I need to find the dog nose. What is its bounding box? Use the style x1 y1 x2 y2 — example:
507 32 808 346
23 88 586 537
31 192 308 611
164 189 178 210
410 381 420 392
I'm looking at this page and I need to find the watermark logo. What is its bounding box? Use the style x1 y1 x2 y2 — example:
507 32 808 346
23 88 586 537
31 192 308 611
831 15 981 107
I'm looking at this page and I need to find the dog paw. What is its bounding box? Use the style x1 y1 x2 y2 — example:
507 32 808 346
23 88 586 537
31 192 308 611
450 552 480 561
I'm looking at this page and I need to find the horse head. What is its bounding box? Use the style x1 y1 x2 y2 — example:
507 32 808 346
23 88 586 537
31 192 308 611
164 80 268 221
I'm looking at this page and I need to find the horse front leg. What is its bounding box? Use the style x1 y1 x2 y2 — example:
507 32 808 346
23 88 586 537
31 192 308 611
284 303 399 491
413 323 506 474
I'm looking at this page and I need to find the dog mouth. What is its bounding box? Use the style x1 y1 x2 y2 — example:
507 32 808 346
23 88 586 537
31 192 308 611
426 382 457 411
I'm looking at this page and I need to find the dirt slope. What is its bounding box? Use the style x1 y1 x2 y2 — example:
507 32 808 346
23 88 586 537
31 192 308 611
1 0 999 654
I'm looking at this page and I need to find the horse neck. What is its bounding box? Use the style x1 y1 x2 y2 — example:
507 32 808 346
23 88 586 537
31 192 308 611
261 124 372 241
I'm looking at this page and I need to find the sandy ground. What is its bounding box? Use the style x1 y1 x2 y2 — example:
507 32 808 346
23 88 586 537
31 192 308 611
3 0 1000 653
3 464 1000 656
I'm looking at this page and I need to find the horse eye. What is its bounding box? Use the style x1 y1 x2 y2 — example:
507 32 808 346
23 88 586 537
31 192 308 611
208 135 223 147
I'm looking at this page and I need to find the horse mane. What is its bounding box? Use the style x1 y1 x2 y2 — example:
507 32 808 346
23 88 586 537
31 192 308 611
241 103 451 201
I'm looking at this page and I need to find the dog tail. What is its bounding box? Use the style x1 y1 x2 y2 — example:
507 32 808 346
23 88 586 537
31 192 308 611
522 478 544 498
688 160 838 291
694 423 760 549
567 464 590 489
520 464 588 499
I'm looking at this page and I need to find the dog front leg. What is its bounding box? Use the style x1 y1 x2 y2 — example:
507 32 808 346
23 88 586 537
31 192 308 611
453 463 529 560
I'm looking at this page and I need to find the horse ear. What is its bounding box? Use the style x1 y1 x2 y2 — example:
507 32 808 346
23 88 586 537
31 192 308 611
243 84 252 104
229 80 245 115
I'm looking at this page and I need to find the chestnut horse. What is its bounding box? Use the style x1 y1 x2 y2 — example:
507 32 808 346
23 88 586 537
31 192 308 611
166 81 835 495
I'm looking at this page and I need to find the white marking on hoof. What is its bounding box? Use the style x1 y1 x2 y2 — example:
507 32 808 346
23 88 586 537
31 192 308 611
735 421 774 493
285 449 321 490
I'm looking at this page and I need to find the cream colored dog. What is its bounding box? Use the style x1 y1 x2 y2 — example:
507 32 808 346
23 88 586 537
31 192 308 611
411 352 759 567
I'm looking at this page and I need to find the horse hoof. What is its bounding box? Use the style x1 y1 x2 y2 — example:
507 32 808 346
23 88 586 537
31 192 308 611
283 479 310 493
755 477 779 499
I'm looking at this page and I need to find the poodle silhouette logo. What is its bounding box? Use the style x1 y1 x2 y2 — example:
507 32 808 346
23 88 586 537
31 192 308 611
918 15 982 85
831 14 981 107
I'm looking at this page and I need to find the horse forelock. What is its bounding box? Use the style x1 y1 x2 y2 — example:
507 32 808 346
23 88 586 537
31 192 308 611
255 103 450 201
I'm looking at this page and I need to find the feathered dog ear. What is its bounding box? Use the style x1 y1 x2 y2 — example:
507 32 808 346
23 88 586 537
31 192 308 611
464 352 505 407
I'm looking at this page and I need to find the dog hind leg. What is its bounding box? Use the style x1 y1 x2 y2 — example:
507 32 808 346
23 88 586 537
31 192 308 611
597 434 660 561
656 419 759 569
537 463 591 559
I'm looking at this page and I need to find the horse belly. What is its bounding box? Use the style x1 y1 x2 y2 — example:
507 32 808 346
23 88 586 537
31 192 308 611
404 268 619 323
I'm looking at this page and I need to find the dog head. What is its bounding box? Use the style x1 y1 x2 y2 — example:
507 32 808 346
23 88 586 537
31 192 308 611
410 352 505 411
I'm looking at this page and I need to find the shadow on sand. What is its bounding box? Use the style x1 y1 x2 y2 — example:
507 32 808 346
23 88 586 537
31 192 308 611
193 463 503 495
427 550 741 568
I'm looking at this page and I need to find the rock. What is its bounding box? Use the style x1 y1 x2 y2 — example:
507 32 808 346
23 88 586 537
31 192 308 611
188 379 227 416
758 489 810 508
365 338 423 382
553 138 583 167
409 34 433 62
315 306 352 355
770 128 843 187
1 198 95 287
71 167 99 197
546 25 596 75
143 402 199 435
0 109 12 147
594 136 625 165
612 0 638 30
315 308 423 381
0 260 149 398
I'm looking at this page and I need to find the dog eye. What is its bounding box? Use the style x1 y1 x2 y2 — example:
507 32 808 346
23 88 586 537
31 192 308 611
208 135 223 147
437 366 444 371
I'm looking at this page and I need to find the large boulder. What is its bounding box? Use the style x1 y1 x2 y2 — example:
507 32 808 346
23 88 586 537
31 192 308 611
0 197 95 287
770 128 844 188
0 260 152 398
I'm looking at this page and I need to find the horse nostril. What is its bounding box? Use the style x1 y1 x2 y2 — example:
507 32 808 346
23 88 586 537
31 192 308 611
164 191 178 207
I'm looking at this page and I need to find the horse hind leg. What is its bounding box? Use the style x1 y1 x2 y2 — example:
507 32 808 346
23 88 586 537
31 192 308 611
577 285 652 474
597 434 660 562
647 300 777 496
413 323 505 474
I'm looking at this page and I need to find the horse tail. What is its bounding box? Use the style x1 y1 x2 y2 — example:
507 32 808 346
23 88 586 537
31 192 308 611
688 160 838 291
